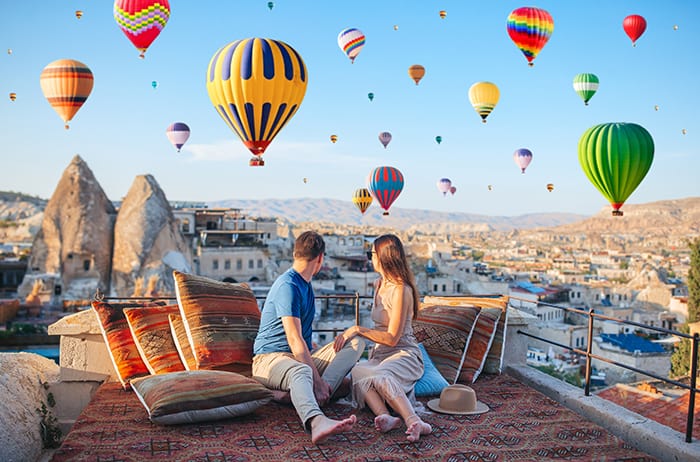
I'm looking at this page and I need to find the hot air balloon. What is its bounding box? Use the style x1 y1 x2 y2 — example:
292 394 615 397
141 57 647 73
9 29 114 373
546 183 554 192
368 92 374 102
303 177 308 184
468 81 499 123
573 73 599 106
378 131 392 148
682 129 687 135
506 7 554 66
449 186 456 195
75 10 83 19
513 148 533 173
337 28 365 64
114 0 170 58
352 188 373 215
367 166 404 215
578 122 654 216
166 122 190 152
673 25 679 31
408 64 425 85
437 178 452 196
623 15 647 46
439 10 447 19
7 49 11 55
267 1 274 11
206 38 308 167
330 134 338 144
654 105 659 111
9 92 16 102
488 184 493 191
435 135 442 145
151 80 158 89
393 25 398 31
39 59 94 129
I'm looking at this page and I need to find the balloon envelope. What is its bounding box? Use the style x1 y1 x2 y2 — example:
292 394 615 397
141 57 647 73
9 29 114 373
578 122 654 216
435 135 442 144
623 15 647 46
449 186 456 195
166 122 190 152
378 131 392 148
506 6 554 66
330 134 338 143
39 58 94 129
513 148 533 173
367 166 404 215
439 10 446 19
408 64 425 85
468 82 499 123
437 178 452 195
368 92 374 101
352 188 373 214
337 28 365 63
573 73 599 105
546 183 554 192
206 38 308 166
114 0 170 58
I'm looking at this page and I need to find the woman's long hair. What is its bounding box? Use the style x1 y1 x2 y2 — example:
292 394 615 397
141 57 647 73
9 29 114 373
372 234 420 319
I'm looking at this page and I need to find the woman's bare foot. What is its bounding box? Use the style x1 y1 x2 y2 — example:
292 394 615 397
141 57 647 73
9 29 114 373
374 414 402 433
310 414 357 445
271 389 291 404
406 418 432 442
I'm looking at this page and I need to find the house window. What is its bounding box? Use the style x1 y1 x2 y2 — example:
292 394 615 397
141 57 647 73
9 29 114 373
433 284 438 292
224 259 231 270
236 259 242 270
181 218 190 234
213 259 219 270
248 259 254 269
442 284 446 292
83 260 90 271
257 259 263 268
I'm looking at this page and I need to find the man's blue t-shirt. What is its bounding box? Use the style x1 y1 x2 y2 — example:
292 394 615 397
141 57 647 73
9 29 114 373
253 268 315 355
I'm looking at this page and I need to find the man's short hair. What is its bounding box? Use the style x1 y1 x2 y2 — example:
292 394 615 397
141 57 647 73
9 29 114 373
293 231 325 261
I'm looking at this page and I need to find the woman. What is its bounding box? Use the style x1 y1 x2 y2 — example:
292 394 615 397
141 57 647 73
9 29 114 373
333 234 432 442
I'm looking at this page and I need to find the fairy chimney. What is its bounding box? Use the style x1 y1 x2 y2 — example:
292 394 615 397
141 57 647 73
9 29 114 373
110 175 192 297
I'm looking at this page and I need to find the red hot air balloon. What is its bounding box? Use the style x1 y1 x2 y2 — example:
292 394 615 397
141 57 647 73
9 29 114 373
449 186 456 196
367 166 404 216
623 15 647 46
114 0 171 58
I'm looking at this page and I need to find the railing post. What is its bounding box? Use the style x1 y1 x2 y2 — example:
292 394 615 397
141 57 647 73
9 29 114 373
584 307 595 396
354 293 360 326
686 333 699 443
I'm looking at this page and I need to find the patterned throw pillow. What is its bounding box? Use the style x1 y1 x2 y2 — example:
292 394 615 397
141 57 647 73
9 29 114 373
93 300 165 388
124 304 185 375
415 343 450 397
173 271 261 372
169 313 197 370
130 370 274 425
457 307 502 383
412 304 480 384
423 295 509 374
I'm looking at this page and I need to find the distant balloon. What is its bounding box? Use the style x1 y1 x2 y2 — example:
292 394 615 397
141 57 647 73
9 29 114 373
303 177 308 184
151 80 158 89
267 1 274 11
330 134 338 144
573 73 599 106
352 188 373 215
439 10 447 19
623 14 647 46
408 64 425 85
546 183 554 192
578 122 654 216
166 122 190 152
367 166 404 215
378 131 392 148
469 81 500 123
654 105 659 111
506 6 554 66
513 148 533 173
7 49 11 55
40 58 94 129
437 178 452 196
435 135 442 145
393 25 398 31
75 10 83 19
673 25 679 31
682 129 687 135
449 186 456 195
488 184 493 191
9 92 16 102
368 92 374 102
337 28 365 63
114 0 171 58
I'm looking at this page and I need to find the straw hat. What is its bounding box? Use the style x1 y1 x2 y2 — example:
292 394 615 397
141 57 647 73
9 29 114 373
427 384 489 415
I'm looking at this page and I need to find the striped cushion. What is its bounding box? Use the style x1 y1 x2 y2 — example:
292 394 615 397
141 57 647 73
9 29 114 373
412 304 480 384
173 271 261 371
92 300 166 388
124 305 185 375
131 370 273 425
169 313 197 370
458 307 502 383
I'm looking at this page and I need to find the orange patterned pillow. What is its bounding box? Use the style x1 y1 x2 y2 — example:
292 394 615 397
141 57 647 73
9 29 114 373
173 271 261 371
92 300 165 388
458 307 502 383
124 304 185 375
168 313 197 370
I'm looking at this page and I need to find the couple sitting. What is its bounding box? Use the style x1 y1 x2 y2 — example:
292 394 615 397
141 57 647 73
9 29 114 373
252 231 432 445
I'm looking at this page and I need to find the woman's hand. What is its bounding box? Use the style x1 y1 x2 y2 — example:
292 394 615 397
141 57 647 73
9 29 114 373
333 326 359 352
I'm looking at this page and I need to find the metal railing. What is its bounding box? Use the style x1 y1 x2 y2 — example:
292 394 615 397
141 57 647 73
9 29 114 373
510 295 699 443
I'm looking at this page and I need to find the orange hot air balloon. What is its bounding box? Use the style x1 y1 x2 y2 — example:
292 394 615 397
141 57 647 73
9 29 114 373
546 183 554 192
39 59 94 129
75 10 83 19
330 134 338 144
9 92 16 102
439 10 447 19
408 64 425 85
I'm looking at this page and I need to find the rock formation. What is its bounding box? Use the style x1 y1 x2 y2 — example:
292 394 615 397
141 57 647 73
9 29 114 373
110 175 192 297
19 155 116 300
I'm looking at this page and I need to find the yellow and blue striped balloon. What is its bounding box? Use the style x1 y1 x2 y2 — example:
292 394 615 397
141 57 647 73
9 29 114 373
206 38 308 166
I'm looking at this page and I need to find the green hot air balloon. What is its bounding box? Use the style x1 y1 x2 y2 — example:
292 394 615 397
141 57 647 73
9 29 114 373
368 92 374 102
573 73 599 105
578 122 654 216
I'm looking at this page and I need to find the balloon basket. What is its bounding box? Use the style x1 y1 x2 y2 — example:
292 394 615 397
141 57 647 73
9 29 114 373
382 211 389 216
612 210 623 217
249 157 265 167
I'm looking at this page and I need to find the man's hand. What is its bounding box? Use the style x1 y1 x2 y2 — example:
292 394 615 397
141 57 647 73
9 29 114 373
314 378 332 406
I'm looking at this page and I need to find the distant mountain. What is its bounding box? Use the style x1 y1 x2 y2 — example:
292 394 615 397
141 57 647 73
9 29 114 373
208 198 588 231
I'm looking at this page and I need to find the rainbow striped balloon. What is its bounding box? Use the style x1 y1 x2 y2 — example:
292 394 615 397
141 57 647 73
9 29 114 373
39 59 94 129
367 166 404 216
114 0 170 58
506 7 554 66
337 28 365 63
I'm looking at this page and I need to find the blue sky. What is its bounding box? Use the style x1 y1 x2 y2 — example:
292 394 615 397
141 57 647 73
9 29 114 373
1 1 698 217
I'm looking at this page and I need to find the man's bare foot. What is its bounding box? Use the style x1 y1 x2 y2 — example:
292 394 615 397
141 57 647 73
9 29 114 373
406 419 432 442
271 389 291 404
331 377 352 400
310 414 357 445
374 414 402 433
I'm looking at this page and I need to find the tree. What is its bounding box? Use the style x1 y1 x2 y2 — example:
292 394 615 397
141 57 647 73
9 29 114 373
670 237 700 377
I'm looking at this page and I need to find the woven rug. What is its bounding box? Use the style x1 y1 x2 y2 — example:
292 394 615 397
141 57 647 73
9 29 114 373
51 374 656 461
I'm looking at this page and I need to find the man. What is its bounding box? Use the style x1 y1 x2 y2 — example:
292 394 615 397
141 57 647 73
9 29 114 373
253 231 366 444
